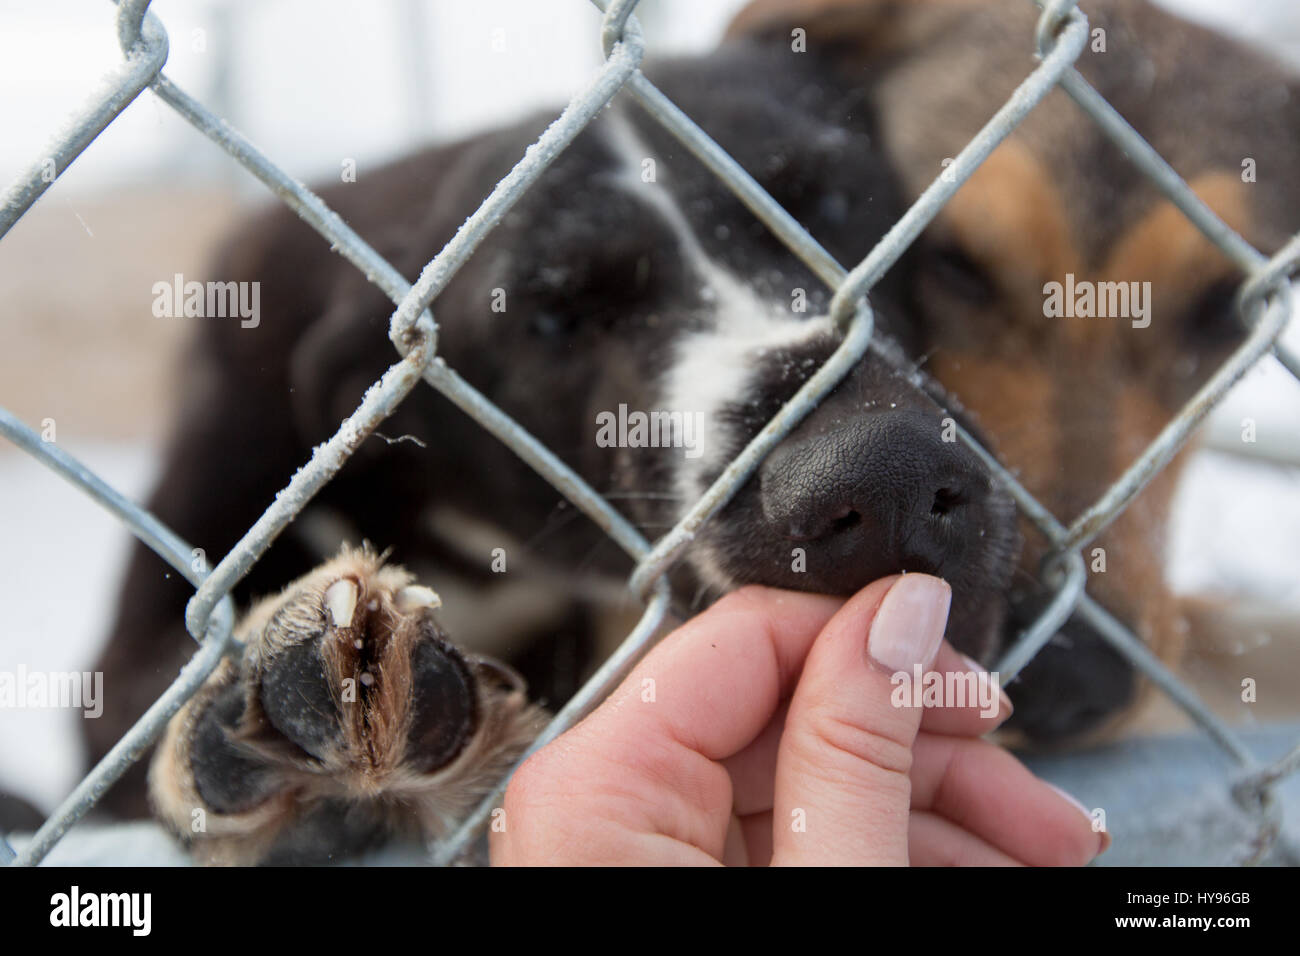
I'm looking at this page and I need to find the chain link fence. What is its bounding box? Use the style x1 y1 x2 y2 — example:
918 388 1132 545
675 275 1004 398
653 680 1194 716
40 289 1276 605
1 0 1298 866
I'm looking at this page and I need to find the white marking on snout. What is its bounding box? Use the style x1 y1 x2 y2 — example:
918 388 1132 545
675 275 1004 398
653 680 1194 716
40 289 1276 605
602 109 838 513
663 319 833 507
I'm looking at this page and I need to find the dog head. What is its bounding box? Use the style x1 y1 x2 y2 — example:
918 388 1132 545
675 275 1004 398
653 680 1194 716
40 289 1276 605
410 37 1025 664
723 0 1300 737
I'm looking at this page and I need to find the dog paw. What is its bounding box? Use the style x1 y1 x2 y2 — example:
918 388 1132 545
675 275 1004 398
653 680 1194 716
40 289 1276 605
149 546 546 865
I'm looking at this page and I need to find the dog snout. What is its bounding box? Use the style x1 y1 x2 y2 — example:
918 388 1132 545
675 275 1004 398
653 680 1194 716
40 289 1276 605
759 409 996 586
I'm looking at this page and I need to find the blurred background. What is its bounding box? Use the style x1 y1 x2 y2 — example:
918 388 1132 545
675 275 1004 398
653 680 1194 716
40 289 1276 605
1 0 1298 827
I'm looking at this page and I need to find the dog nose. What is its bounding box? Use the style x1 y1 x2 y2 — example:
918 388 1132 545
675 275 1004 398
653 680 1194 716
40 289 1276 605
759 410 995 585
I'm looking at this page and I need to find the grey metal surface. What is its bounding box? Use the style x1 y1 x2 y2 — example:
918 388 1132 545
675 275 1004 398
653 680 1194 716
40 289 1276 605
1022 723 1300 866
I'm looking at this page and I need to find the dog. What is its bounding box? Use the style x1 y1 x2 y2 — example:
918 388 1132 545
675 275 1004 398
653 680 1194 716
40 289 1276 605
82 0 1297 862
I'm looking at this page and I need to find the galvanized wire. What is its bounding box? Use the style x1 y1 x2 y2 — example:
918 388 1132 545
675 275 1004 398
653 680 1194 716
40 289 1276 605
1 0 1297 866
0 4 167 237
1060 275 1297 556
432 578 674 867
828 10 1090 327
0 410 237 866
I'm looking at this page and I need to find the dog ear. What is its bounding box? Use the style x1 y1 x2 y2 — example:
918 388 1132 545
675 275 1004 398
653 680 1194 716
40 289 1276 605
725 0 961 57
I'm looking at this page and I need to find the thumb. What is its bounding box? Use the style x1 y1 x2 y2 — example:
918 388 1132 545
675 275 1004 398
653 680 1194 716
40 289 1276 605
771 573 951 866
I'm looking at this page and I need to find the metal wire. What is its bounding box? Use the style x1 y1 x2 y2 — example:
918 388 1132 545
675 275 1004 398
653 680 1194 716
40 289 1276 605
0 410 237 866
432 578 674 867
1 0 1297 866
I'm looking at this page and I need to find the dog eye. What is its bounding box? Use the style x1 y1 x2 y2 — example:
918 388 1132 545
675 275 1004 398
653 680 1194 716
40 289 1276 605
926 244 996 307
1181 277 1242 350
529 308 574 338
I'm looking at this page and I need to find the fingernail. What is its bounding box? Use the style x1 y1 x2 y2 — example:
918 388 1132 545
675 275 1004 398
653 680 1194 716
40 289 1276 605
867 574 951 673
960 654 1014 720
1046 783 1111 854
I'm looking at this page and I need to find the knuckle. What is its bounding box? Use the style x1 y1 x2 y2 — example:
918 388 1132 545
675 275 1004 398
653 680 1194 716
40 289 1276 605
801 709 915 780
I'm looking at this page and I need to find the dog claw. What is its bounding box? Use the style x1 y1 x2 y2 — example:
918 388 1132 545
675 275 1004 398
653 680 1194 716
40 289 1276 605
395 584 441 612
324 578 359 628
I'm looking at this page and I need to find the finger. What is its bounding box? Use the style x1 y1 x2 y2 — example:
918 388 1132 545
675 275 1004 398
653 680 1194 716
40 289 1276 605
722 814 749 867
721 701 788 816
725 645 1008 818
497 586 843 863
908 812 1023 866
917 643 1014 737
910 732 1108 865
772 573 952 865
607 585 845 760
738 810 774 866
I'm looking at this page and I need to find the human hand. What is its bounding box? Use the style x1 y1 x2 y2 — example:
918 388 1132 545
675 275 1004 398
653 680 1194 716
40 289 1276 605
492 573 1109 865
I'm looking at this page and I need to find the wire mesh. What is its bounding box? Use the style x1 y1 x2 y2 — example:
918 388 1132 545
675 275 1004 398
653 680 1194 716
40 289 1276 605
1 0 1297 867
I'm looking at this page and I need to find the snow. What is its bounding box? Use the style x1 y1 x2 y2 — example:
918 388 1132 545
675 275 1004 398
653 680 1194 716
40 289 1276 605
0 441 157 812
